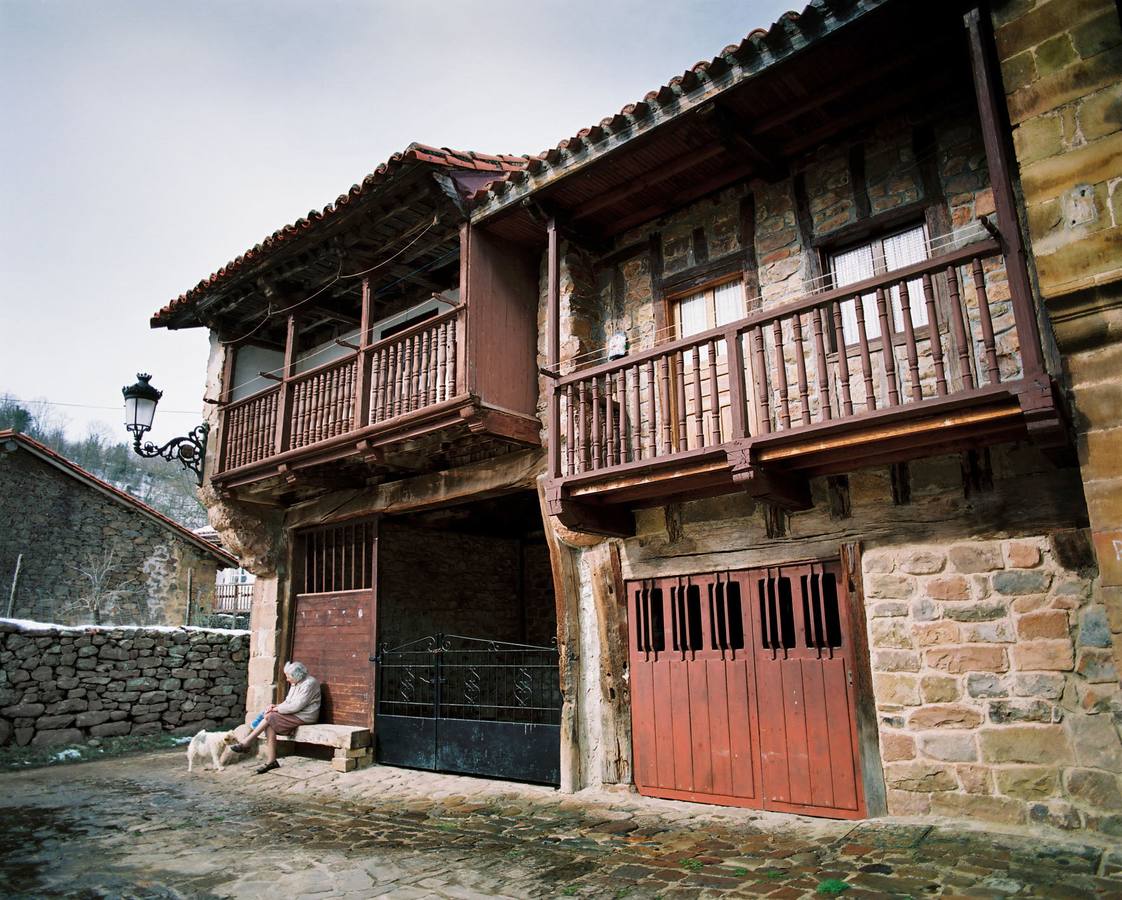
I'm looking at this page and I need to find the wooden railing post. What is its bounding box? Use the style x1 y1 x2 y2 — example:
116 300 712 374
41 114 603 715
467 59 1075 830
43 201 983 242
547 218 562 479
274 314 298 455
354 277 373 427
965 7 1046 378
727 327 749 439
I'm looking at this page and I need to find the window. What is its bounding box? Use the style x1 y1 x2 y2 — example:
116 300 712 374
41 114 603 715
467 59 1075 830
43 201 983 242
673 280 746 339
831 224 929 344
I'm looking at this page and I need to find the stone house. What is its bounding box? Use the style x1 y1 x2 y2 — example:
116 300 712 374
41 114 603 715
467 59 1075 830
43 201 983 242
0 431 237 626
149 0 1122 834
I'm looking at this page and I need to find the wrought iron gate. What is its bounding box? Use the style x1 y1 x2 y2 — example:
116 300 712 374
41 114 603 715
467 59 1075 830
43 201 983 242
373 634 562 785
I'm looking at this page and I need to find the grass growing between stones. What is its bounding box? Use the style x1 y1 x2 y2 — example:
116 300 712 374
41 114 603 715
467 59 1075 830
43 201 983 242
0 732 187 771
816 878 850 895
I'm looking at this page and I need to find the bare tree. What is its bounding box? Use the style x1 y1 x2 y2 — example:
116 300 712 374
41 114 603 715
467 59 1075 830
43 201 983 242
64 549 141 625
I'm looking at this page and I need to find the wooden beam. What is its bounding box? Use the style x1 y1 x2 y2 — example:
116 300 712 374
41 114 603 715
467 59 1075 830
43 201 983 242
274 315 299 455
545 484 635 538
964 6 1046 379
547 218 562 479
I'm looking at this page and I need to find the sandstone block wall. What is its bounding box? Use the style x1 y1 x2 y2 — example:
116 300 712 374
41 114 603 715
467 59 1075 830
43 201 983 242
0 620 248 749
865 537 1122 834
0 448 220 626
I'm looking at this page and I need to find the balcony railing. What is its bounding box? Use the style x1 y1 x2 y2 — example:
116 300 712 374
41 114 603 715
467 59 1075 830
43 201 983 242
552 237 1041 483
214 582 253 613
217 306 463 476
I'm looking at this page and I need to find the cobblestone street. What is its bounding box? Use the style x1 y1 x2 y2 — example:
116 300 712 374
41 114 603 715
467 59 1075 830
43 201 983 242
2 750 1121 899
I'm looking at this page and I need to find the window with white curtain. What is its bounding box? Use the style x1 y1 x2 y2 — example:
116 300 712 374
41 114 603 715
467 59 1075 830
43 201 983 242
831 223 929 344
673 279 747 339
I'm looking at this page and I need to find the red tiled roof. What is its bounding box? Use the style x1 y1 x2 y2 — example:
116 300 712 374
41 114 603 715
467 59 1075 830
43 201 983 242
468 1 873 212
152 143 527 327
0 430 238 568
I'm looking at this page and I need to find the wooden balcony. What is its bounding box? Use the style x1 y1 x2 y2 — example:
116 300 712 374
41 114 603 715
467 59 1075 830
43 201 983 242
214 304 540 492
545 237 1065 536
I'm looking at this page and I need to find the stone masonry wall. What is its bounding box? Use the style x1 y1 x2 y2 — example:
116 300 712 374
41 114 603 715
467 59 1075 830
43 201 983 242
0 448 220 626
0 619 248 748
865 537 1122 834
993 0 1122 687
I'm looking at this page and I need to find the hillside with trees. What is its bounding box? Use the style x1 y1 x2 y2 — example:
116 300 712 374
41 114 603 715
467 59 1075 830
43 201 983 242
0 395 206 530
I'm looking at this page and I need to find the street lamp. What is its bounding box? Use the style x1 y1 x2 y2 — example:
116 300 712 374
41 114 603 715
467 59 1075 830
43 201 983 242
121 373 209 486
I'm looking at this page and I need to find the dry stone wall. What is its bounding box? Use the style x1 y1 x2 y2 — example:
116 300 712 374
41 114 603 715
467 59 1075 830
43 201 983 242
0 620 248 748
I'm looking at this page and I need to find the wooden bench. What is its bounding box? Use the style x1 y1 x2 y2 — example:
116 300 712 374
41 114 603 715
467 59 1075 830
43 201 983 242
275 723 373 772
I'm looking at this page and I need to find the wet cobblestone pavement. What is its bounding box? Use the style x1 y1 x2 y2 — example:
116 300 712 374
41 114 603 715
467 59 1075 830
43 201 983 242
2 750 1121 898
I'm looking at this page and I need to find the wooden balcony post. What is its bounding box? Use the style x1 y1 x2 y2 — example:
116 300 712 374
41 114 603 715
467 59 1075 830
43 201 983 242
727 327 748 439
274 314 299 455
547 218 562 479
964 7 1046 378
354 277 373 428
216 341 236 474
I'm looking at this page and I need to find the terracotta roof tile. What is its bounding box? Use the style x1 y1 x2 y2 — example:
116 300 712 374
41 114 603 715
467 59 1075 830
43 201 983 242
152 143 527 327
467 1 879 214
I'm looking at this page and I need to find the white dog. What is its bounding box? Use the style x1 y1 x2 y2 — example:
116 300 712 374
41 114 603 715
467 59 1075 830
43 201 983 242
186 729 239 772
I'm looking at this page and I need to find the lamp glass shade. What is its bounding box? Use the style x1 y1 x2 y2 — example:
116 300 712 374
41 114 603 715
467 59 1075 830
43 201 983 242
122 373 162 434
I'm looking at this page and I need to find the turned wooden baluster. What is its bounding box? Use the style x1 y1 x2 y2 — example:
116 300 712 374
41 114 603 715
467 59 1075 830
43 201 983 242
707 339 721 444
972 257 1001 384
646 359 657 458
578 379 589 472
615 368 628 464
812 307 833 422
373 349 386 422
399 340 411 416
898 280 922 402
852 294 877 411
566 384 576 475
791 313 811 426
446 319 458 397
945 265 975 391
830 302 854 417
291 382 304 447
771 320 791 429
874 287 899 407
631 365 643 462
659 355 672 455
592 376 603 470
435 323 447 403
419 330 431 407
410 333 422 411
691 345 704 448
752 325 772 434
228 407 239 468
605 371 617 466
922 274 948 397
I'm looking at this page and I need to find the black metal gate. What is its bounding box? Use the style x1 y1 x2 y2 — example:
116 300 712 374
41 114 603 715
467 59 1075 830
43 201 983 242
373 634 562 785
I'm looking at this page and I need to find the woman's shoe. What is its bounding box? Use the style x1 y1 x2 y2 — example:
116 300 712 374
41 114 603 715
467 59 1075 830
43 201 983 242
230 743 247 754
253 761 280 775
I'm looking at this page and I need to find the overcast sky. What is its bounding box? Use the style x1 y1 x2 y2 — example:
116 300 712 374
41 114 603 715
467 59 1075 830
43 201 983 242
1 0 796 441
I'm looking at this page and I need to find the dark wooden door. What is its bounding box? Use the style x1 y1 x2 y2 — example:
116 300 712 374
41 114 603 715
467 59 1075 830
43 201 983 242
290 520 378 728
627 559 866 819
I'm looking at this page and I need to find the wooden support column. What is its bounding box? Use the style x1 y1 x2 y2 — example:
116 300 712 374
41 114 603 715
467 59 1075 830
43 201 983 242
274 314 299 455
587 542 632 786
964 6 1046 379
215 340 237 474
353 277 373 429
547 218 563 479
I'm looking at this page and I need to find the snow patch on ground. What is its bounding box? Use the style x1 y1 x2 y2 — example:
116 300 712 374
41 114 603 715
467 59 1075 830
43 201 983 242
53 749 83 762
0 617 248 636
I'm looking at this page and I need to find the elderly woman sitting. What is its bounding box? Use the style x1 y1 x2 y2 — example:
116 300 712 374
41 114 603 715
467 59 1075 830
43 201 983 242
232 661 321 775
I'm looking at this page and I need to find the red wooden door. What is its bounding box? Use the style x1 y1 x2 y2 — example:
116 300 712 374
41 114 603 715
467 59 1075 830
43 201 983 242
629 573 763 808
627 559 866 819
290 520 378 728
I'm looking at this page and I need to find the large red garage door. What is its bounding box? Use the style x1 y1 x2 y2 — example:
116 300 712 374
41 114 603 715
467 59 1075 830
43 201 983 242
290 520 377 728
628 560 866 819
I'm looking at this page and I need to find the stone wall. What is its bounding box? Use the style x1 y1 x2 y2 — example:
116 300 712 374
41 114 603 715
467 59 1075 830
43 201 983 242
993 0 1122 683
0 447 221 627
0 619 248 748
864 536 1121 833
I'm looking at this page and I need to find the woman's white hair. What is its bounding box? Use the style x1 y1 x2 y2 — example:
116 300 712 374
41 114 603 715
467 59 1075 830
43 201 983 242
284 661 308 682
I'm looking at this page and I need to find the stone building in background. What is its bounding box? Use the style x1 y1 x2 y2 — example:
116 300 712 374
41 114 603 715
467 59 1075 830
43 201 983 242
0 431 237 626
148 0 1122 835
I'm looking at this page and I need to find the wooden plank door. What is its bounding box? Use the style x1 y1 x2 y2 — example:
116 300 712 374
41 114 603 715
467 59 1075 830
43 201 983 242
627 559 866 819
747 560 865 818
628 573 763 808
290 519 378 728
